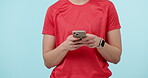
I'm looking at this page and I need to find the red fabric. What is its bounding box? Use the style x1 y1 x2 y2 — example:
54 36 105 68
42 0 121 78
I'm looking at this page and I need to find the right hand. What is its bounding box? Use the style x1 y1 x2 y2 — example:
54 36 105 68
60 35 84 51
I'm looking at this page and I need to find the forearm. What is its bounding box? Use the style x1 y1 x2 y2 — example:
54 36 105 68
97 42 122 64
43 44 69 68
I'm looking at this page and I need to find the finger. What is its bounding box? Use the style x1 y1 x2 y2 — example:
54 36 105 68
82 38 93 43
72 40 83 45
67 35 80 41
69 41 74 45
82 43 88 46
82 42 95 47
82 37 89 42
70 37 81 41
85 40 96 44
82 36 94 42
87 44 95 48
73 38 82 42
86 34 95 38
73 44 84 48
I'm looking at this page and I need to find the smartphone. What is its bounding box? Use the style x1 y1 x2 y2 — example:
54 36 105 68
72 30 86 42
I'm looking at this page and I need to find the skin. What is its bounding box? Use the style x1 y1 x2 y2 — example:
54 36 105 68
69 0 90 5
42 0 122 68
82 29 122 64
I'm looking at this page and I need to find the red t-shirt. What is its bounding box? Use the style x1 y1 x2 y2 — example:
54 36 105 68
42 0 121 78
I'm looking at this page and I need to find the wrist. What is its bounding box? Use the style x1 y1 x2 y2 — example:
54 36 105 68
59 41 69 52
96 38 105 48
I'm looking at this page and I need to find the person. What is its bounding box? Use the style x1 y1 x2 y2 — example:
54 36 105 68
42 0 122 78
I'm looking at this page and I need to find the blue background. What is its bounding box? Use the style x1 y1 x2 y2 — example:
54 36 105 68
0 0 148 78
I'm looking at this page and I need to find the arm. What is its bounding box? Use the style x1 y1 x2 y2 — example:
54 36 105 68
96 29 122 64
82 29 122 64
42 34 68 68
42 34 84 68
96 1 122 64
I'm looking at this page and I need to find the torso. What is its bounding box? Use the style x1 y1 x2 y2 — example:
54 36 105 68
49 0 112 78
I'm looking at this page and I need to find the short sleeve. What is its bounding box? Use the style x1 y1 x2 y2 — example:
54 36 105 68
42 7 55 36
107 1 121 32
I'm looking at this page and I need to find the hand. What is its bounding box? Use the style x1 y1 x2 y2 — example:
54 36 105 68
61 35 84 51
82 34 102 48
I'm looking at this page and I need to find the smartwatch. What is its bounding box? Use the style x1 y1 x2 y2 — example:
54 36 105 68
96 39 105 48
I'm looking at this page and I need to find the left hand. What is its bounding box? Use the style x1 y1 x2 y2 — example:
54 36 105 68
82 34 102 48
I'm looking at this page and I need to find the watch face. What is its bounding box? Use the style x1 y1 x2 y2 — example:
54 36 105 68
101 40 105 47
